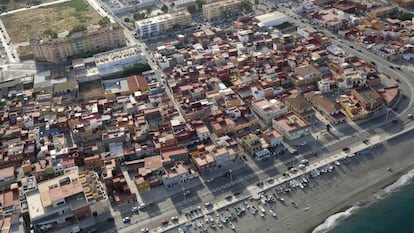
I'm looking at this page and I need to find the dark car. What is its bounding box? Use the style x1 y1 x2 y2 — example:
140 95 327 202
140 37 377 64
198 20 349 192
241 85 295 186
370 61 376 66
349 45 354 49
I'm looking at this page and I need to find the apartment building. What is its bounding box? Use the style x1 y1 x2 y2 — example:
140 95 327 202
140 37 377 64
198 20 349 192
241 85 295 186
135 11 192 38
26 171 109 232
202 0 241 21
30 24 126 63
94 46 147 77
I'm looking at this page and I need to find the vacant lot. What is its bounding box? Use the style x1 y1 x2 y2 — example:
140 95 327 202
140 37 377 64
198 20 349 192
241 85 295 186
0 0 55 12
1 0 102 43
78 81 104 100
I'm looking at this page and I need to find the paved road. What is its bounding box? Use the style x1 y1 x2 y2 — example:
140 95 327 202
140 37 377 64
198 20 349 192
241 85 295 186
0 0 71 16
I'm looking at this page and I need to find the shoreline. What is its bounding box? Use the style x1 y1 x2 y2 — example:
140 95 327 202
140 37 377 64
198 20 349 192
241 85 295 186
199 139 414 233
306 165 414 233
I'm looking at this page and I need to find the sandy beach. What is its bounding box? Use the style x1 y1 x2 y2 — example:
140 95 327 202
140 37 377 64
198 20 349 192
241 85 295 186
184 132 414 233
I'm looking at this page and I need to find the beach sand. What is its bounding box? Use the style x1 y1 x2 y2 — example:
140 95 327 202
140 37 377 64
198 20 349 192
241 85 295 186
202 140 414 233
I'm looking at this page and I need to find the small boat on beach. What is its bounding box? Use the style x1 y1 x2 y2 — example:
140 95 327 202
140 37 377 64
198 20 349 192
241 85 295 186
250 205 258 214
258 205 266 213
269 209 277 217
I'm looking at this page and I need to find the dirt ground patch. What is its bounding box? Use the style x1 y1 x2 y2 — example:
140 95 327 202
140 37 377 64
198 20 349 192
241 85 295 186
1 0 102 43
78 80 104 100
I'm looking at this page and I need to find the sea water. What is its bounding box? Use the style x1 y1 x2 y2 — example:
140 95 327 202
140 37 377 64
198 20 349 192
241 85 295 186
313 169 414 233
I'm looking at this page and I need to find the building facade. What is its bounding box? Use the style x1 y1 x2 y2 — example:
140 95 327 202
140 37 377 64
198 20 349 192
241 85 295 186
94 46 147 77
30 24 126 63
202 0 241 21
135 11 192 38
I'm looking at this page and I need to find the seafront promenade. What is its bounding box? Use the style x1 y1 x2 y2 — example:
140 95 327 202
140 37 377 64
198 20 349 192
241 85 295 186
147 133 389 233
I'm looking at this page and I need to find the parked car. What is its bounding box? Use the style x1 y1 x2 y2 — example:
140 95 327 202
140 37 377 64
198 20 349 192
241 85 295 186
122 217 131 224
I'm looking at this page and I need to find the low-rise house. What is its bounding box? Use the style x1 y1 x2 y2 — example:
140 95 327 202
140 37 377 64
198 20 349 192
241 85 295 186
272 112 311 140
112 173 136 206
238 133 262 155
305 92 346 124
350 87 384 113
161 146 189 165
191 151 216 173
163 163 193 187
215 135 242 160
284 94 314 119
0 166 16 191
209 146 230 167
261 129 284 147
251 98 288 124
292 64 322 87
136 155 164 192
84 155 104 172
0 186 20 217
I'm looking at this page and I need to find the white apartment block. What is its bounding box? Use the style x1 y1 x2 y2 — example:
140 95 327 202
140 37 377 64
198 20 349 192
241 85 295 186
135 11 192 38
94 46 147 76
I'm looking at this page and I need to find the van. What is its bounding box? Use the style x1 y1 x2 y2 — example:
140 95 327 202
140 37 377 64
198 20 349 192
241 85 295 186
70 226 81 233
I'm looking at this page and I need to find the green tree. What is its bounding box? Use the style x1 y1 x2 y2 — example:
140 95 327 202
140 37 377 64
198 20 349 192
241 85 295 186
124 17 130 23
195 0 205 9
70 24 87 34
43 29 58 38
187 5 196 13
133 12 146 20
399 12 414 21
254 0 259 5
122 62 152 76
145 8 152 17
161 4 168 12
241 0 252 13
172 24 181 30
98 17 110 27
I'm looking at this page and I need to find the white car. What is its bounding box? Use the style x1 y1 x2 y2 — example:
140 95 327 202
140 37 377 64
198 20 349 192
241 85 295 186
269 209 277 217
171 216 179 222
141 228 149 233
122 217 131 224
138 203 147 210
